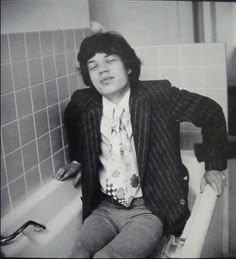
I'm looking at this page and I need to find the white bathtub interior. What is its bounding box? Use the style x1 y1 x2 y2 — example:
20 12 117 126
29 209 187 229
1 150 217 258
1 180 83 258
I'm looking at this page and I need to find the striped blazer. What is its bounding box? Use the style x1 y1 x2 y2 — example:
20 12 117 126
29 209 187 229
65 80 228 236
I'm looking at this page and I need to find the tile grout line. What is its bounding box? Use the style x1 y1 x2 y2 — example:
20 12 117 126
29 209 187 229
0 129 13 213
77 28 86 90
24 31 43 190
39 31 55 182
52 29 66 169
60 30 71 164
62 28 72 164
62 30 71 163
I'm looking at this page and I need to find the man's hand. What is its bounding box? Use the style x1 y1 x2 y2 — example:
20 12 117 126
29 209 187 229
200 170 227 196
55 161 81 187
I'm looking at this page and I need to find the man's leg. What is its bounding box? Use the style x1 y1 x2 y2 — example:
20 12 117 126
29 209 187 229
93 211 163 258
69 204 118 258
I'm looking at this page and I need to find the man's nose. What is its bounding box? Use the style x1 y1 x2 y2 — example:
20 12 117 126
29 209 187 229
98 63 109 74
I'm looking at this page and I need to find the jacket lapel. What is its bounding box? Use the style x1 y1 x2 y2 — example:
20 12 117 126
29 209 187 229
82 91 102 173
130 85 150 183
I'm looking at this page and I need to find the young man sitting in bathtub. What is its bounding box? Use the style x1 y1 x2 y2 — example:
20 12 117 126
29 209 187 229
55 31 228 258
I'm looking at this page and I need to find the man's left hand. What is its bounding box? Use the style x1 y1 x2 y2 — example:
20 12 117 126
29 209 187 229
200 170 227 196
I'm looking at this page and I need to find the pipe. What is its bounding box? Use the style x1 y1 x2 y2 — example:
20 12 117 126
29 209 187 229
0 220 46 245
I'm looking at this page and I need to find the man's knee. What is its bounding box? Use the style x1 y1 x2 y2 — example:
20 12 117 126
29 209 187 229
69 241 91 258
93 250 110 259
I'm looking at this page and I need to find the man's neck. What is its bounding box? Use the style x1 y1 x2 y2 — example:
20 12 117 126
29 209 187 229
104 86 130 105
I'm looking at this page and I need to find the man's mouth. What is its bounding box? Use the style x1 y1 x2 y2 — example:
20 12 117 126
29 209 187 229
100 77 114 84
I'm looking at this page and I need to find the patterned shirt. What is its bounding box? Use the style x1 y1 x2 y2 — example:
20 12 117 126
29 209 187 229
99 89 143 201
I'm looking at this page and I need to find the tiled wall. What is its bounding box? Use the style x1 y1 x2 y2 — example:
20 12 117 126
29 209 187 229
135 43 228 149
0 28 93 217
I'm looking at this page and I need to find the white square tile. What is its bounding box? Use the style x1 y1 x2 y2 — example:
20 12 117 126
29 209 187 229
159 68 182 88
182 68 204 89
158 45 180 67
134 46 159 67
187 87 207 96
203 43 226 67
140 68 160 80
180 44 203 67
203 67 227 89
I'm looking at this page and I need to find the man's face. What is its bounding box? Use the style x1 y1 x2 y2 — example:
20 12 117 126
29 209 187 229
87 53 130 103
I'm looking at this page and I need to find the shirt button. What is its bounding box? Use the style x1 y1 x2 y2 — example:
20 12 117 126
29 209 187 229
180 199 185 206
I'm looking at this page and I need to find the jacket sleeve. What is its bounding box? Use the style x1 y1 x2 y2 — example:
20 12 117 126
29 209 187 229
64 91 82 162
166 80 228 171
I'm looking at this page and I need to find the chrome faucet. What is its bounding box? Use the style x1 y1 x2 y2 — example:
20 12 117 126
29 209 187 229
0 220 46 245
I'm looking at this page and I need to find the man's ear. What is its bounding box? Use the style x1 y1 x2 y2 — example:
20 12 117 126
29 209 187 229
128 69 132 74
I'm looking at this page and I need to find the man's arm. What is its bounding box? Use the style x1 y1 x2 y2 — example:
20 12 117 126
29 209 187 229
55 161 81 186
64 92 82 162
55 91 82 186
200 170 227 196
167 81 228 195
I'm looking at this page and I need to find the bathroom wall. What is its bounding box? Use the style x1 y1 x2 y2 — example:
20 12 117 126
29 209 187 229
215 2 236 87
89 0 194 45
89 0 235 88
1 0 91 217
199 1 236 87
1 0 90 33
0 28 94 217
135 43 228 149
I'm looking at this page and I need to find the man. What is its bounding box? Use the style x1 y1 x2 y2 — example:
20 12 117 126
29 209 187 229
55 32 228 258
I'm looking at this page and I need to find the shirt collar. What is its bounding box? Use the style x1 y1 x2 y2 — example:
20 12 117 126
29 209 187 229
102 89 130 118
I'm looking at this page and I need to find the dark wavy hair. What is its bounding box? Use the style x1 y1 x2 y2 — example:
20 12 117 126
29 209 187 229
77 31 142 88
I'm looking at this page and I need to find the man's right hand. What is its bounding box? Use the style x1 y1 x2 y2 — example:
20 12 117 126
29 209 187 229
55 161 81 187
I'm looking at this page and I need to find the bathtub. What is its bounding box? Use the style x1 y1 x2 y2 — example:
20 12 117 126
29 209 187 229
1 150 217 258
1 179 83 258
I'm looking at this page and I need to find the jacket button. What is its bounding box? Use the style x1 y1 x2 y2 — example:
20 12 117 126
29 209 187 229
180 199 185 205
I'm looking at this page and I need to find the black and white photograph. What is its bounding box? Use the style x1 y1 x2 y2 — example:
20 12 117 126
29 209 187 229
1 0 236 258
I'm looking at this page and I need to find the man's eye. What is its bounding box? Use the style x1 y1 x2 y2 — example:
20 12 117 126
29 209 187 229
89 65 97 71
107 58 116 63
